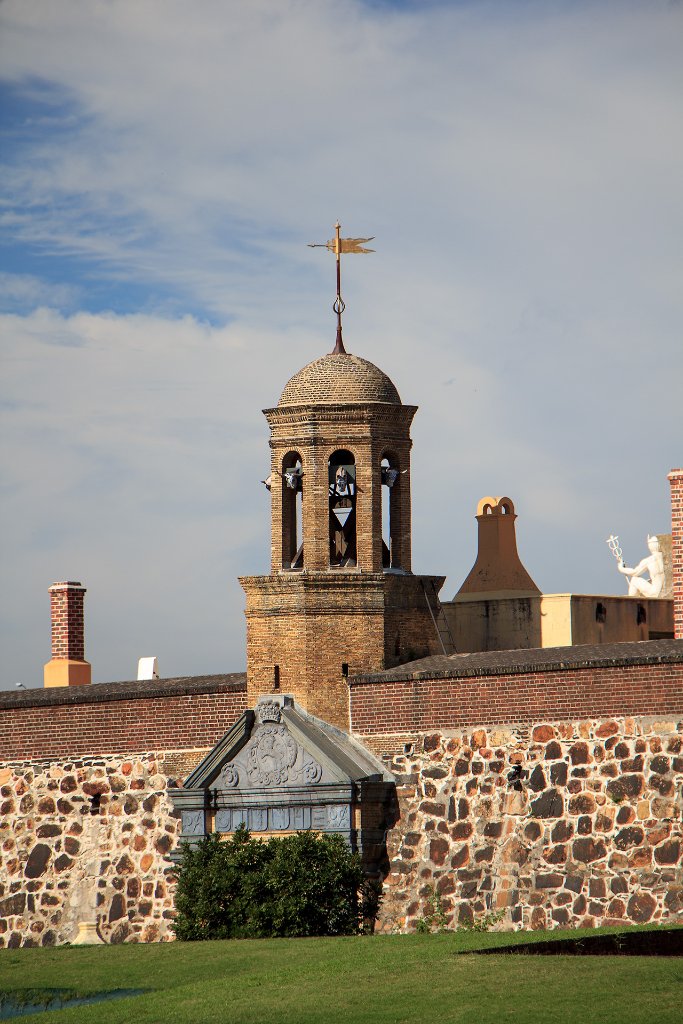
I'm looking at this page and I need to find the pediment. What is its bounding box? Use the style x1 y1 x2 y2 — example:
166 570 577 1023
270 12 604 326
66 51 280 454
170 695 396 863
182 695 388 793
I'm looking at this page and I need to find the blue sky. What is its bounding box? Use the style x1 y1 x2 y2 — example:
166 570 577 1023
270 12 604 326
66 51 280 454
1 0 681 688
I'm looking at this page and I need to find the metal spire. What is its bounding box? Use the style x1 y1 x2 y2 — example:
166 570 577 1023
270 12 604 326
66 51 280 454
308 222 374 354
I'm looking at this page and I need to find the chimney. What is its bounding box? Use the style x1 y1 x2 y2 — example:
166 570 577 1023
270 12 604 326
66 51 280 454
667 469 683 640
43 581 92 687
456 496 541 597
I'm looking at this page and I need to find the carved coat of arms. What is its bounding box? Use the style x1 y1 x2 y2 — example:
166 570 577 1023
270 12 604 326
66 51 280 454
247 724 298 786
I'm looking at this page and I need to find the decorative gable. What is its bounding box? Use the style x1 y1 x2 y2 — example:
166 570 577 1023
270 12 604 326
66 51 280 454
170 695 397 876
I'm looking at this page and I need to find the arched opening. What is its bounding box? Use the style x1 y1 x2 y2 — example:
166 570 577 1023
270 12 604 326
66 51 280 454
329 449 356 567
282 452 303 570
381 454 401 569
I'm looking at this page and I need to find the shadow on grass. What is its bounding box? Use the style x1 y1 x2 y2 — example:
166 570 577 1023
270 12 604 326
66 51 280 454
469 927 683 957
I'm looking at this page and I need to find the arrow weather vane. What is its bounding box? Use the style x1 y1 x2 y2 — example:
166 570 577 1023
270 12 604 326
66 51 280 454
309 221 374 354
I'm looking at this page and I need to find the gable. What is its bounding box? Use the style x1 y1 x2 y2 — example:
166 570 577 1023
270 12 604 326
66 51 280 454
170 695 395 862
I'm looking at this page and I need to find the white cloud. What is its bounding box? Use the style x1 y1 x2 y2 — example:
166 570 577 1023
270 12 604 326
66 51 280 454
0 1 681 685
0 273 79 311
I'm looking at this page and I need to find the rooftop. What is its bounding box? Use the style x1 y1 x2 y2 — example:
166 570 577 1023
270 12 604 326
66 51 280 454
350 639 683 683
278 352 401 407
0 672 246 710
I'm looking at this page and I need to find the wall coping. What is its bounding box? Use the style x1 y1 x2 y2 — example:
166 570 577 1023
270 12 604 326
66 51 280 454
350 639 683 685
0 673 247 711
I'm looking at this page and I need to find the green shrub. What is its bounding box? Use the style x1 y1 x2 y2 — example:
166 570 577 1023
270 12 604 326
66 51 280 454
172 827 379 941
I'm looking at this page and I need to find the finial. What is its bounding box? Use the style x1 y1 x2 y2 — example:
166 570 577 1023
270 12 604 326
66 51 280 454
308 222 375 354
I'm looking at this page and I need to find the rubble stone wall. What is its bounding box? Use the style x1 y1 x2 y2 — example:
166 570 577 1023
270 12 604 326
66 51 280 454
3 715 682 945
0 749 205 947
363 715 683 934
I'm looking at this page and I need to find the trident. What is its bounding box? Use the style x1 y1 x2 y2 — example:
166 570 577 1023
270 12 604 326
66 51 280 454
606 535 623 562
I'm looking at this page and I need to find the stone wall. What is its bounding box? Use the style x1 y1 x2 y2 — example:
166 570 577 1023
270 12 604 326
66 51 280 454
363 715 683 933
0 749 204 947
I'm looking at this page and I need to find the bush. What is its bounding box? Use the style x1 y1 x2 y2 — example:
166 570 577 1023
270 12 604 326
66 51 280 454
172 827 380 940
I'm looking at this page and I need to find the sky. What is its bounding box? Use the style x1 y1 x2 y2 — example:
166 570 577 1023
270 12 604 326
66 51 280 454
1 0 681 689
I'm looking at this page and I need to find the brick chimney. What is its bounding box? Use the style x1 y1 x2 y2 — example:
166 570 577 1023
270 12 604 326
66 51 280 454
43 581 92 687
668 469 683 640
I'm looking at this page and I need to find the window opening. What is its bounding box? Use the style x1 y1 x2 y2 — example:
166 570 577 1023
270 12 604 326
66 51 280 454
341 663 349 678
273 665 280 691
282 453 304 569
381 455 401 569
595 602 607 624
329 450 356 567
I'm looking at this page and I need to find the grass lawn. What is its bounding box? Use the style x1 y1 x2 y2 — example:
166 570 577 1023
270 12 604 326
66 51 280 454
0 926 681 1024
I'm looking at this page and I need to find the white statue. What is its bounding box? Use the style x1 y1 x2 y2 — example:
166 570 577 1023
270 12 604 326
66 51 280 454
617 535 665 598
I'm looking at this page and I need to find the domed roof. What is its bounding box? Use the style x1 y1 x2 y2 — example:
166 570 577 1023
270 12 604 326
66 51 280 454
278 352 401 407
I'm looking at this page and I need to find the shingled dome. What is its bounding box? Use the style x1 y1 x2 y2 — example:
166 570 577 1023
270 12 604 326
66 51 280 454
278 352 401 407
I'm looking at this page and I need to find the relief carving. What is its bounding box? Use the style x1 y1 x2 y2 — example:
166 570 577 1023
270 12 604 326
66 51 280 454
247 725 298 786
327 805 351 829
244 725 324 789
220 763 239 788
181 810 204 836
257 700 282 724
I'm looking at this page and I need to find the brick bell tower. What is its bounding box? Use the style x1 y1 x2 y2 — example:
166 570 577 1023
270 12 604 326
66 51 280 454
240 343 446 730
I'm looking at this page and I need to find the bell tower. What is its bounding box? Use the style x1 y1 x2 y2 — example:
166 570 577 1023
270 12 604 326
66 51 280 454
239 350 446 730
240 226 445 729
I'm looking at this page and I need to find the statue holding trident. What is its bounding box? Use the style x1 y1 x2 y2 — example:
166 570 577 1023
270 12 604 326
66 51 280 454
607 534 665 598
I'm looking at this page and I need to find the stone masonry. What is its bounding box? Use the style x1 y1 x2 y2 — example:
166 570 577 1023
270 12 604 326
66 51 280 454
0 750 204 947
365 715 683 933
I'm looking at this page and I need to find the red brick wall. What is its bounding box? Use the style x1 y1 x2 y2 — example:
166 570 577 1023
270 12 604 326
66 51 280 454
0 679 248 760
669 468 683 640
48 582 86 661
350 661 683 734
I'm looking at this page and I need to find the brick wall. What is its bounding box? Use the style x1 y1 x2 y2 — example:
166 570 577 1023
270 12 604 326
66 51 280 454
48 582 86 660
0 676 247 761
669 468 683 640
241 572 446 731
349 642 683 734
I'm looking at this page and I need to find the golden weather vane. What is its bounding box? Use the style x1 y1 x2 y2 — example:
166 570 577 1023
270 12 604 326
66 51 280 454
308 221 375 353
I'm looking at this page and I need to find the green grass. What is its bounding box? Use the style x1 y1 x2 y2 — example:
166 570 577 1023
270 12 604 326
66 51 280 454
0 926 681 1024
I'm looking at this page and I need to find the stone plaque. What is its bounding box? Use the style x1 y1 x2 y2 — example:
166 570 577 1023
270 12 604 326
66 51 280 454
291 806 311 830
215 809 233 832
248 807 268 831
311 806 328 831
327 805 351 829
182 810 204 836
270 807 290 831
